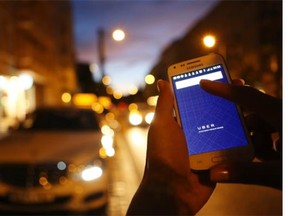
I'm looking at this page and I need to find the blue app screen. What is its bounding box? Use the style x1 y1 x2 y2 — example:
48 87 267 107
172 64 249 155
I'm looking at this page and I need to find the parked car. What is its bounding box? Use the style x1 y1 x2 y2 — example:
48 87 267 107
0 107 113 215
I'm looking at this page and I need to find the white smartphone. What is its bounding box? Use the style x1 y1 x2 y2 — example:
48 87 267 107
168 53 254 170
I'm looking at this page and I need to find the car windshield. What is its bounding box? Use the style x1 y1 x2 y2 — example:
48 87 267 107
22 108 100 131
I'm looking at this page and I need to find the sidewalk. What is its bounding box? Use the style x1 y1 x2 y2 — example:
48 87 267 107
0 131 8 140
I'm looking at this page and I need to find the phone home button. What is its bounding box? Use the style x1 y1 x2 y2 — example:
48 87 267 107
211 156 227 163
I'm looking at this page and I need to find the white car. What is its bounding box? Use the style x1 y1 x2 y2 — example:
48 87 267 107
0 107 112 215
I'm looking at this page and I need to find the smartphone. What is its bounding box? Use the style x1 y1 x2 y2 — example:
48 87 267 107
168 53 254 170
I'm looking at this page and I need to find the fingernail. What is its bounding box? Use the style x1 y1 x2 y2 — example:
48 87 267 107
210 168 230 182
200 79 211 82
157 79 164 92
239 79 245 85
199 79 212 86
200 79 212 84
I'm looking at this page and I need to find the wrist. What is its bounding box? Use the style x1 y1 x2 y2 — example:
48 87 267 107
128 165 196 215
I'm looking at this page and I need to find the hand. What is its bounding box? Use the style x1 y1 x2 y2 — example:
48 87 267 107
199 79 282 131
127 80 215 215
200 79 282 189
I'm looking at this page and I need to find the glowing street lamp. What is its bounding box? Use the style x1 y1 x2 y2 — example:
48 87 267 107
203 35 216 48
145 74 155 85
97 28 126 78
102 75 111 86
112 29 125 41
203 34 226 58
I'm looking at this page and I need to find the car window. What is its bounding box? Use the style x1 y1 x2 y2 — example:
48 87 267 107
22 109 100 131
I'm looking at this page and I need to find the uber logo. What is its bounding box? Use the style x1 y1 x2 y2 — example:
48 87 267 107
197 123 215 131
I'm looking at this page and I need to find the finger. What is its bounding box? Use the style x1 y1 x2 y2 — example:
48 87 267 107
145 79 175 169
251 132 280 160
199 79 278 111
245 113 276 133
231 78 245 86
210 161 282 189
199 79 282 131
154 80 174 119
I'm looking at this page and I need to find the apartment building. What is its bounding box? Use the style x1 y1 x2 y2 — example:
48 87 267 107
0 0 76 131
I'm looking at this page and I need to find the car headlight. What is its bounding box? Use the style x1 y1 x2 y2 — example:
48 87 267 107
81 166 103 182
145 112 155 124
129 110 143 126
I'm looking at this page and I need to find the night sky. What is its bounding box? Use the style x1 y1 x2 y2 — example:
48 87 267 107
72 0 219 95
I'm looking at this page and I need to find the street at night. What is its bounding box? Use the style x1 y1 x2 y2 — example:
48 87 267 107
107 126 147 216
0 0 284 215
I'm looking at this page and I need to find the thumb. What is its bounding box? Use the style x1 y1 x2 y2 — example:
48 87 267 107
154 80 174 120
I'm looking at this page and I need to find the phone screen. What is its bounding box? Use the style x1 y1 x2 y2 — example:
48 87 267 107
171 64 249 156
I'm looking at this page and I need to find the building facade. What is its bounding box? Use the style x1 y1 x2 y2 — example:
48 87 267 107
0 0 76 131
144 0 282 98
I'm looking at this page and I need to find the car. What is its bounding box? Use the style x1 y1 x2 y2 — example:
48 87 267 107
0 107 114 215
128 102 155 127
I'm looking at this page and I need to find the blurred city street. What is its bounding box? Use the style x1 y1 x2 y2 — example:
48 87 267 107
0 120 283 215
0 1 282 215
106 125 147 216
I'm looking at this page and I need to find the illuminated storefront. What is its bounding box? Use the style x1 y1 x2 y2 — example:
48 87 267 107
0 73 35 132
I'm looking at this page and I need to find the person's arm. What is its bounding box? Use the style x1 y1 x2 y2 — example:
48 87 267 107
127 78 282 216
127 80 215 215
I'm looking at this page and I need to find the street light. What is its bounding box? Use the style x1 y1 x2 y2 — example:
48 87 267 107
97 28 106 78
203 34 226 59
97 28 126 78
203 35 216 48
112 29 125 41
145 74 155 85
